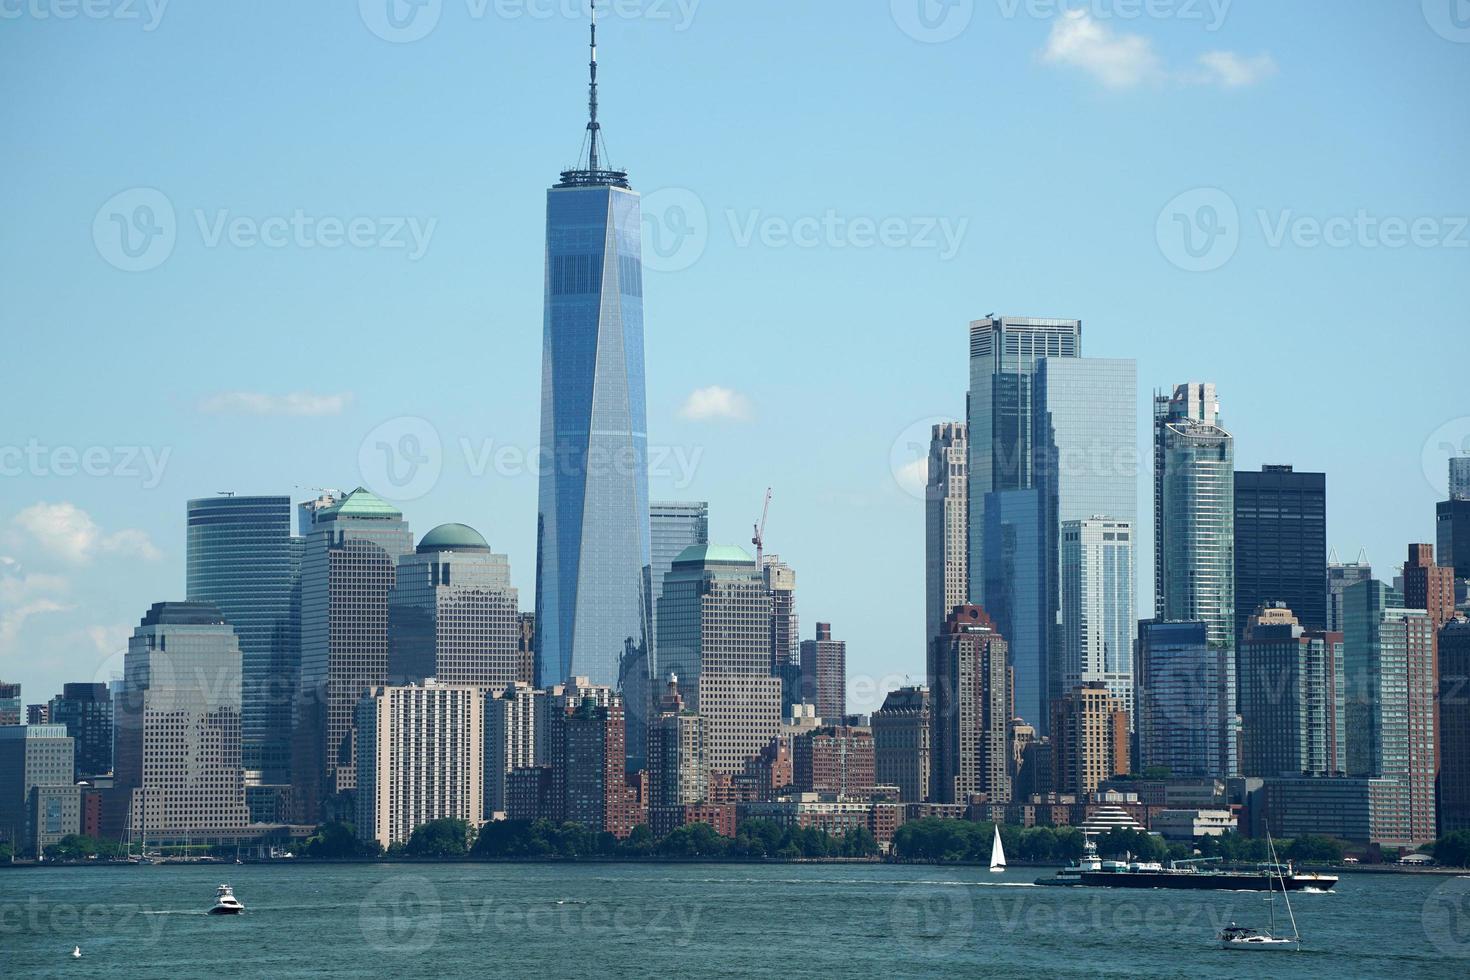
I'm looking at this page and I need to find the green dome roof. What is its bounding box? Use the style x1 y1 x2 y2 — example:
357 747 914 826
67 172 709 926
417 523 490 553
672 544 754 566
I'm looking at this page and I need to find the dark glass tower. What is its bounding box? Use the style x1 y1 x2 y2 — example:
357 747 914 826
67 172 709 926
186 495 299 782
535 5 652 691
1233 465 1327 648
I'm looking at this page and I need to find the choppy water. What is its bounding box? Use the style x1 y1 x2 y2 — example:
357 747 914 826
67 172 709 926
1 862 1465 978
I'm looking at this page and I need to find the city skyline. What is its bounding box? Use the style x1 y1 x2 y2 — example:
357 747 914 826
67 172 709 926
2 3 1467 715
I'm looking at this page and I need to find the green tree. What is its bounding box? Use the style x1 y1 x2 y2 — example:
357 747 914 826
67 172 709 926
43 835 123 861
839 827 879 858
403 818 473 858
1285 835 1344 865
0 841 12 862
1434 830 1470 868
301 820 381 859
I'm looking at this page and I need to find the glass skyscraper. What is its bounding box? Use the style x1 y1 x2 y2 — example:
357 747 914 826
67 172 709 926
649 501 709 635
186 495 299 782
1233 465 1327 647
1061 518 1136 727
535 13 651 692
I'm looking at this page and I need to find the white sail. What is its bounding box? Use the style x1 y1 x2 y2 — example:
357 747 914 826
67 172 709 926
990 826 1006 871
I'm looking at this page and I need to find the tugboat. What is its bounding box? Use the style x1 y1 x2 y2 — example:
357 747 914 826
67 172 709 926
208 884 245 915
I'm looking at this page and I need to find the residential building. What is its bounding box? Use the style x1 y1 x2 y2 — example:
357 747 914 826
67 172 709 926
929 605 1012 804
762 555 800 711
1403 543 1455 628
925 421 969 646
1061 518 1135 727
1050 686 1129 796
561 695 641 838
355 680 485 851
47 683 113 781
1233 466 1327 647
485 682 545 818
793 726 876 796
1238 604 1344 778
799 623 846 723
1136 620 1229 779
646 676 707 835
517 613 537 687
873 686 931 803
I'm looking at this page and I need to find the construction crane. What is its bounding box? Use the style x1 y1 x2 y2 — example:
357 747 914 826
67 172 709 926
752 488 772 568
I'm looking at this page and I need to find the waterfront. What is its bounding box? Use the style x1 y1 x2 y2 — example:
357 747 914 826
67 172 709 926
1 863 1465 978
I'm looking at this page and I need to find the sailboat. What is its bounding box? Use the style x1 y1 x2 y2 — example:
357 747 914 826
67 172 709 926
1217 830 1301 950
989 826 1006 873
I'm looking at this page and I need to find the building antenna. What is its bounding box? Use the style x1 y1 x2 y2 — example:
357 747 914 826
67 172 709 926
587 0 600 173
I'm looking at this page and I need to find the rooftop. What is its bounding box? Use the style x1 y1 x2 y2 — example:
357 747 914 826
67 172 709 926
673 544 754 566
416 523 490 554
319 487 403 520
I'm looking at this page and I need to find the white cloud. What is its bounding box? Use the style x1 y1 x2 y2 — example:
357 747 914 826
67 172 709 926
0 559 72 655
198 391 353 417
1041 12 1274 90
1042 10 1163 89
679 385 753 422
1191 51 1278 88
12 502 162 565
894 457 929 498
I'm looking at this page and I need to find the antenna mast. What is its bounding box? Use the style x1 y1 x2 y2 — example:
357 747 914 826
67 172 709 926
587 0 600 173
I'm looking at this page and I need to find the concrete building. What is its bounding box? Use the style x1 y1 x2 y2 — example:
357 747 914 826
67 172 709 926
1050 686 1129 796
761 555 801 714
1136 620 1230 779
113 602 249 843
929 605 1012 804
355 680 485 851
0 725 76 856
0 682 21 726
793 726 876 797
485 682 544 818
1439 617 1470 834
1061 518 1135 727
389 523 519 689
925 421 968 647
647 676 708 835
1403 543 1455 628
47 683 113 782
1255 776 1402 843
561 696 641 839
1151 808 1236 841
873 686 931 803
1238 604 1344 778
799 623 846 723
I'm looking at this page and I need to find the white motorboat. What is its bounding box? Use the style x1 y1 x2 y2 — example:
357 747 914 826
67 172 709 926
208 884 245 916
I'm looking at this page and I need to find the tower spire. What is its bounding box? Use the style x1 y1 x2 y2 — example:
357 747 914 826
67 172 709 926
587 0 600 173
556 0 629 188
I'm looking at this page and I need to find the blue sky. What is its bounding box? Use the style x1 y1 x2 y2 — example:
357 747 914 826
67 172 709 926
2 1 1467 712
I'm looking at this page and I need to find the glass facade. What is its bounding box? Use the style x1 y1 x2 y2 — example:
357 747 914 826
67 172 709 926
982 488 1046 729
536 183 652 691
649 501 709 639
1233 466 1328 645
1061 518 1135 727
186 495 299 781
1136 620 1226 779
46 683 113 781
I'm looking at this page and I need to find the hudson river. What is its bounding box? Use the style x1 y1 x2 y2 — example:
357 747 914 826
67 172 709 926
2 863 1465 977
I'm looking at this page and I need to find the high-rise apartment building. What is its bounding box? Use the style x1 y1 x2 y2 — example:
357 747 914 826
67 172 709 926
1342 579 1438 846
792 726 876 796
186 495 299 782
1233 466 1327 646
646 676 707 834
873 686 931 803
1403 543 1455 628
355 680 484 851
1136 620 1230 779
1049 686 1129 796
295 488 414 820
1061 518 1135 727
799 623 846 723
928 605 1012 804
389 523 519 689
1238 604 1344 778
112 602 249 841
1439 617 1470 834
47 683 113 782
561 695 641 838
485 682 545 818
1327 551 1372 633
925 422 969 646
534 14 652 691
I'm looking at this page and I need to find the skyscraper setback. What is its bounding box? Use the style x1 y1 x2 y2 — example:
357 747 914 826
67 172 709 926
535 10 652 692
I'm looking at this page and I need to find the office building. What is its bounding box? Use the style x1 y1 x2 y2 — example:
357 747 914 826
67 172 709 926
793 725 876 796
112 602 249 841
0 724 76 854
1403 543 1455 628
485 682 545 818
1233 466 1327 647
389 523 520 689
1452 456 1470 502
295 488 414 820
799 623 846 723
355 680 484 851
929 605 1012 804
1439 617 1470 834
186 495 299 783
1342 579 1438 846
982 488 1047 729
873 686 931 803
1050 686 1129 796
646 676 708 834
47 683 113 781
925 422 969 646
534 16 652 691
0 682 21 726
1238 604 1344 778
1438 498 1470 580
1061 518 1136 727
763 554 799 679
1327 551 1373 633
650 501 709 634
1136 620 1230 779
26 705 47 725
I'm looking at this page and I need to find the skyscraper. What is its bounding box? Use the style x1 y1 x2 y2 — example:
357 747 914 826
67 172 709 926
982 487 1046 728
928 605 1012 804
872 686 930 803
650 501 709 632
294 488 413 819
1136 620 1228 779
535 8 652 692
1061 518 1136 727
1049 686 1129 796
1342 579 1438 846
186 495 299 783
388 523 519 689
1403 542 1455 628
112 602 249 841
646 676 707 835
47 683 113 782
799 623 846 722
1450 455 1470 502
1233 465 1327 647
1438 498 1470 579
485 682 544 818
1327 550 1372 633
0 682 21 726
0 725 76 857
1237 604 1344 778
1439 617 1470 834
925 422 968 646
